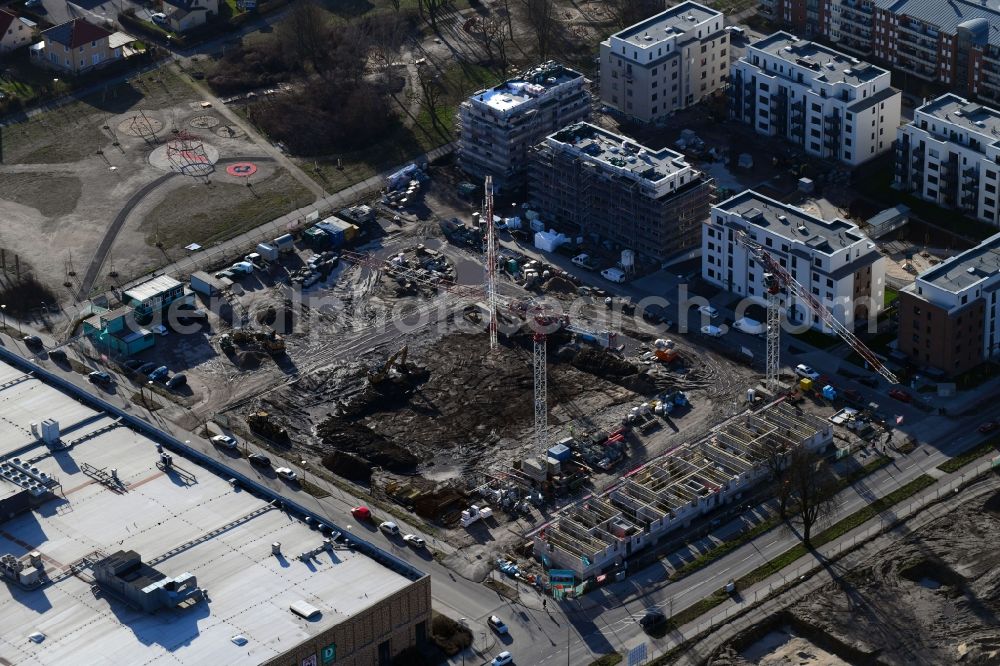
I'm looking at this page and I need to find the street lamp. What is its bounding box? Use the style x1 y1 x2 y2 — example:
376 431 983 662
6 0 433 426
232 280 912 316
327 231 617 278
1 304 6 332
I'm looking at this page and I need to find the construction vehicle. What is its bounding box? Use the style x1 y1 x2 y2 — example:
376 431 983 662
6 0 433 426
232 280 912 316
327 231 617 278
247 411 289 443
652 339 679 364
367 346 409 385
231 329 286 355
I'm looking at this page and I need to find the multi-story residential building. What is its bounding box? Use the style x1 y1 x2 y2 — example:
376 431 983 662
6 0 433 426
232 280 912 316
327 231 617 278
527 122 714 262
897 232 1000 374
599 1 728 124
731 32 901 166
0 9 34 53
764 0 1000 105
894 94 1000 228
457 61 590 191
34 18 117 75
703 190 886 332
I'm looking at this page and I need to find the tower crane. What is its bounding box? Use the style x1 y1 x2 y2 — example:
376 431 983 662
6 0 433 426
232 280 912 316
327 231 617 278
734 230 900 389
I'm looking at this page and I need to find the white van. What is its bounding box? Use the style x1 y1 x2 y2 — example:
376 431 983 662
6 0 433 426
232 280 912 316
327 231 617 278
601 267 626 283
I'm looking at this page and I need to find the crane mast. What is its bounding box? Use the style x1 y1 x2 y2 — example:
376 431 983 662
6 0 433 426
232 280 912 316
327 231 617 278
736 231 899 386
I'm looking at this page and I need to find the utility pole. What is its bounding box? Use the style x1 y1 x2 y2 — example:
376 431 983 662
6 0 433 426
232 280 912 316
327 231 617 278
534 329 547 452
483 176 499 351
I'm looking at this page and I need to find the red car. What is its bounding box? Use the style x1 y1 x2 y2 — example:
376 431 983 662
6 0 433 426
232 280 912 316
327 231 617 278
979 421 999 434
351 506 372 521
888 388 912 403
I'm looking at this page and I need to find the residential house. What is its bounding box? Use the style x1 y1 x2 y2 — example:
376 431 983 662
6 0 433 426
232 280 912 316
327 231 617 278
0 9 34 53
35 18 117 74
162 0 219 33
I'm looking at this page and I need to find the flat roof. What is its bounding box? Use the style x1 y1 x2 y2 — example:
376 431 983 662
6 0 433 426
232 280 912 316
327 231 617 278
874 0 1000 48
750 31 886 86
916 93 1000 146
0 360 420 665
714 190 866 253
547 122 693 182
613 1 720 46
123 275 182 302
918 232 1000 292
472 61 583 114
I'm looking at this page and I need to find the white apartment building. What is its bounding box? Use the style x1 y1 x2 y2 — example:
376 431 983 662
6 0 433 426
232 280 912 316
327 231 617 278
731 32 901 166
894 94 1000 228
457 61 590 191
703 190 886 332
599 1 728 124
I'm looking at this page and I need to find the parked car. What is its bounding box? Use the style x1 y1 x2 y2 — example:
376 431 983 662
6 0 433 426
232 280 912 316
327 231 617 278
138 362 158 375
701 324 725 337
152 324 169 336
88 371 112 385
166 373 187 389
248 453 271 467
979 421 999 434
230 261 255 275
275 467 298 481
379 521 400 535
148 366 169 381
403 534 426 549
491 652 514 666
698 305 719 319
842 388 864 405
888 388 912 403
639 610 667 633
211 434 238 450
23 335 43 349
48 349 67 363
571 253 597 270
795 364 820 380
351 506 372 520
487 615 509 635
150 11 167 23
25 0 42 7
600 267 626 283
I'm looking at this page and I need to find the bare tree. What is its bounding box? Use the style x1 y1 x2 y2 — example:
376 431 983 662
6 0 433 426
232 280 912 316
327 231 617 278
522 0 555 60
761 436 794 520
388 0 401 12
419 0 447 28
785 446 839 546
416 65 446 131
367 14 406 75
609 0 665 29
276 1 330 72
480 16 511 70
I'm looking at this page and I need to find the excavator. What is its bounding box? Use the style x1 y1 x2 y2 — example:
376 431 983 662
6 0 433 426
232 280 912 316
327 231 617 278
367 346 409 386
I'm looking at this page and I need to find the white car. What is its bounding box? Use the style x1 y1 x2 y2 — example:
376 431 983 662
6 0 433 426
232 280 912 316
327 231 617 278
379 521 400 535
275 467 298 481
795 364 821 380
701 325 724 337
230 261 255 274
152 324 169 336
210 435 237 449
150 11 167 23
402 533 425 548
698 305 719 319
492 651 513 666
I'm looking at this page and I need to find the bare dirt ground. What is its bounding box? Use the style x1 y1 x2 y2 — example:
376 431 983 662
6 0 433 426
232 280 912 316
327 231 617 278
0 64 312 303
710 473 1000 666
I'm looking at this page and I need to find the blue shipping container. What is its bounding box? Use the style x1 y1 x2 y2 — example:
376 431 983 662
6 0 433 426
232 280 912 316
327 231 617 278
547 444 571 462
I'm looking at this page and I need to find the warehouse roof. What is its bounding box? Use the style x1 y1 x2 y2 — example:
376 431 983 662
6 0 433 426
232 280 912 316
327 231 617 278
918 232 1000 292
0 359 423 665
749 32 886 86
874 0 1000 48
613 1 721 46
715 190 867 254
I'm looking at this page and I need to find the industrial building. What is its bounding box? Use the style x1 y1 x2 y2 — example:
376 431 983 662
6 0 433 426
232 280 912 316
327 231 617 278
457 61 590 191
527 122 714 262
533 401 832 578
0 358 430 666
762 0 1000 105
897 232 1000 375
703 190 886 331
894 94 1000 228
730 32 900 166
599 1 728 124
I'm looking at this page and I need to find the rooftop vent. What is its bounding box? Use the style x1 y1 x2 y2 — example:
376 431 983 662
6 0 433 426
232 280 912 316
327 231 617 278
967 266 976 274
778 215 789 224
687 14 696 21
643 33 653 41
797 224 808 233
